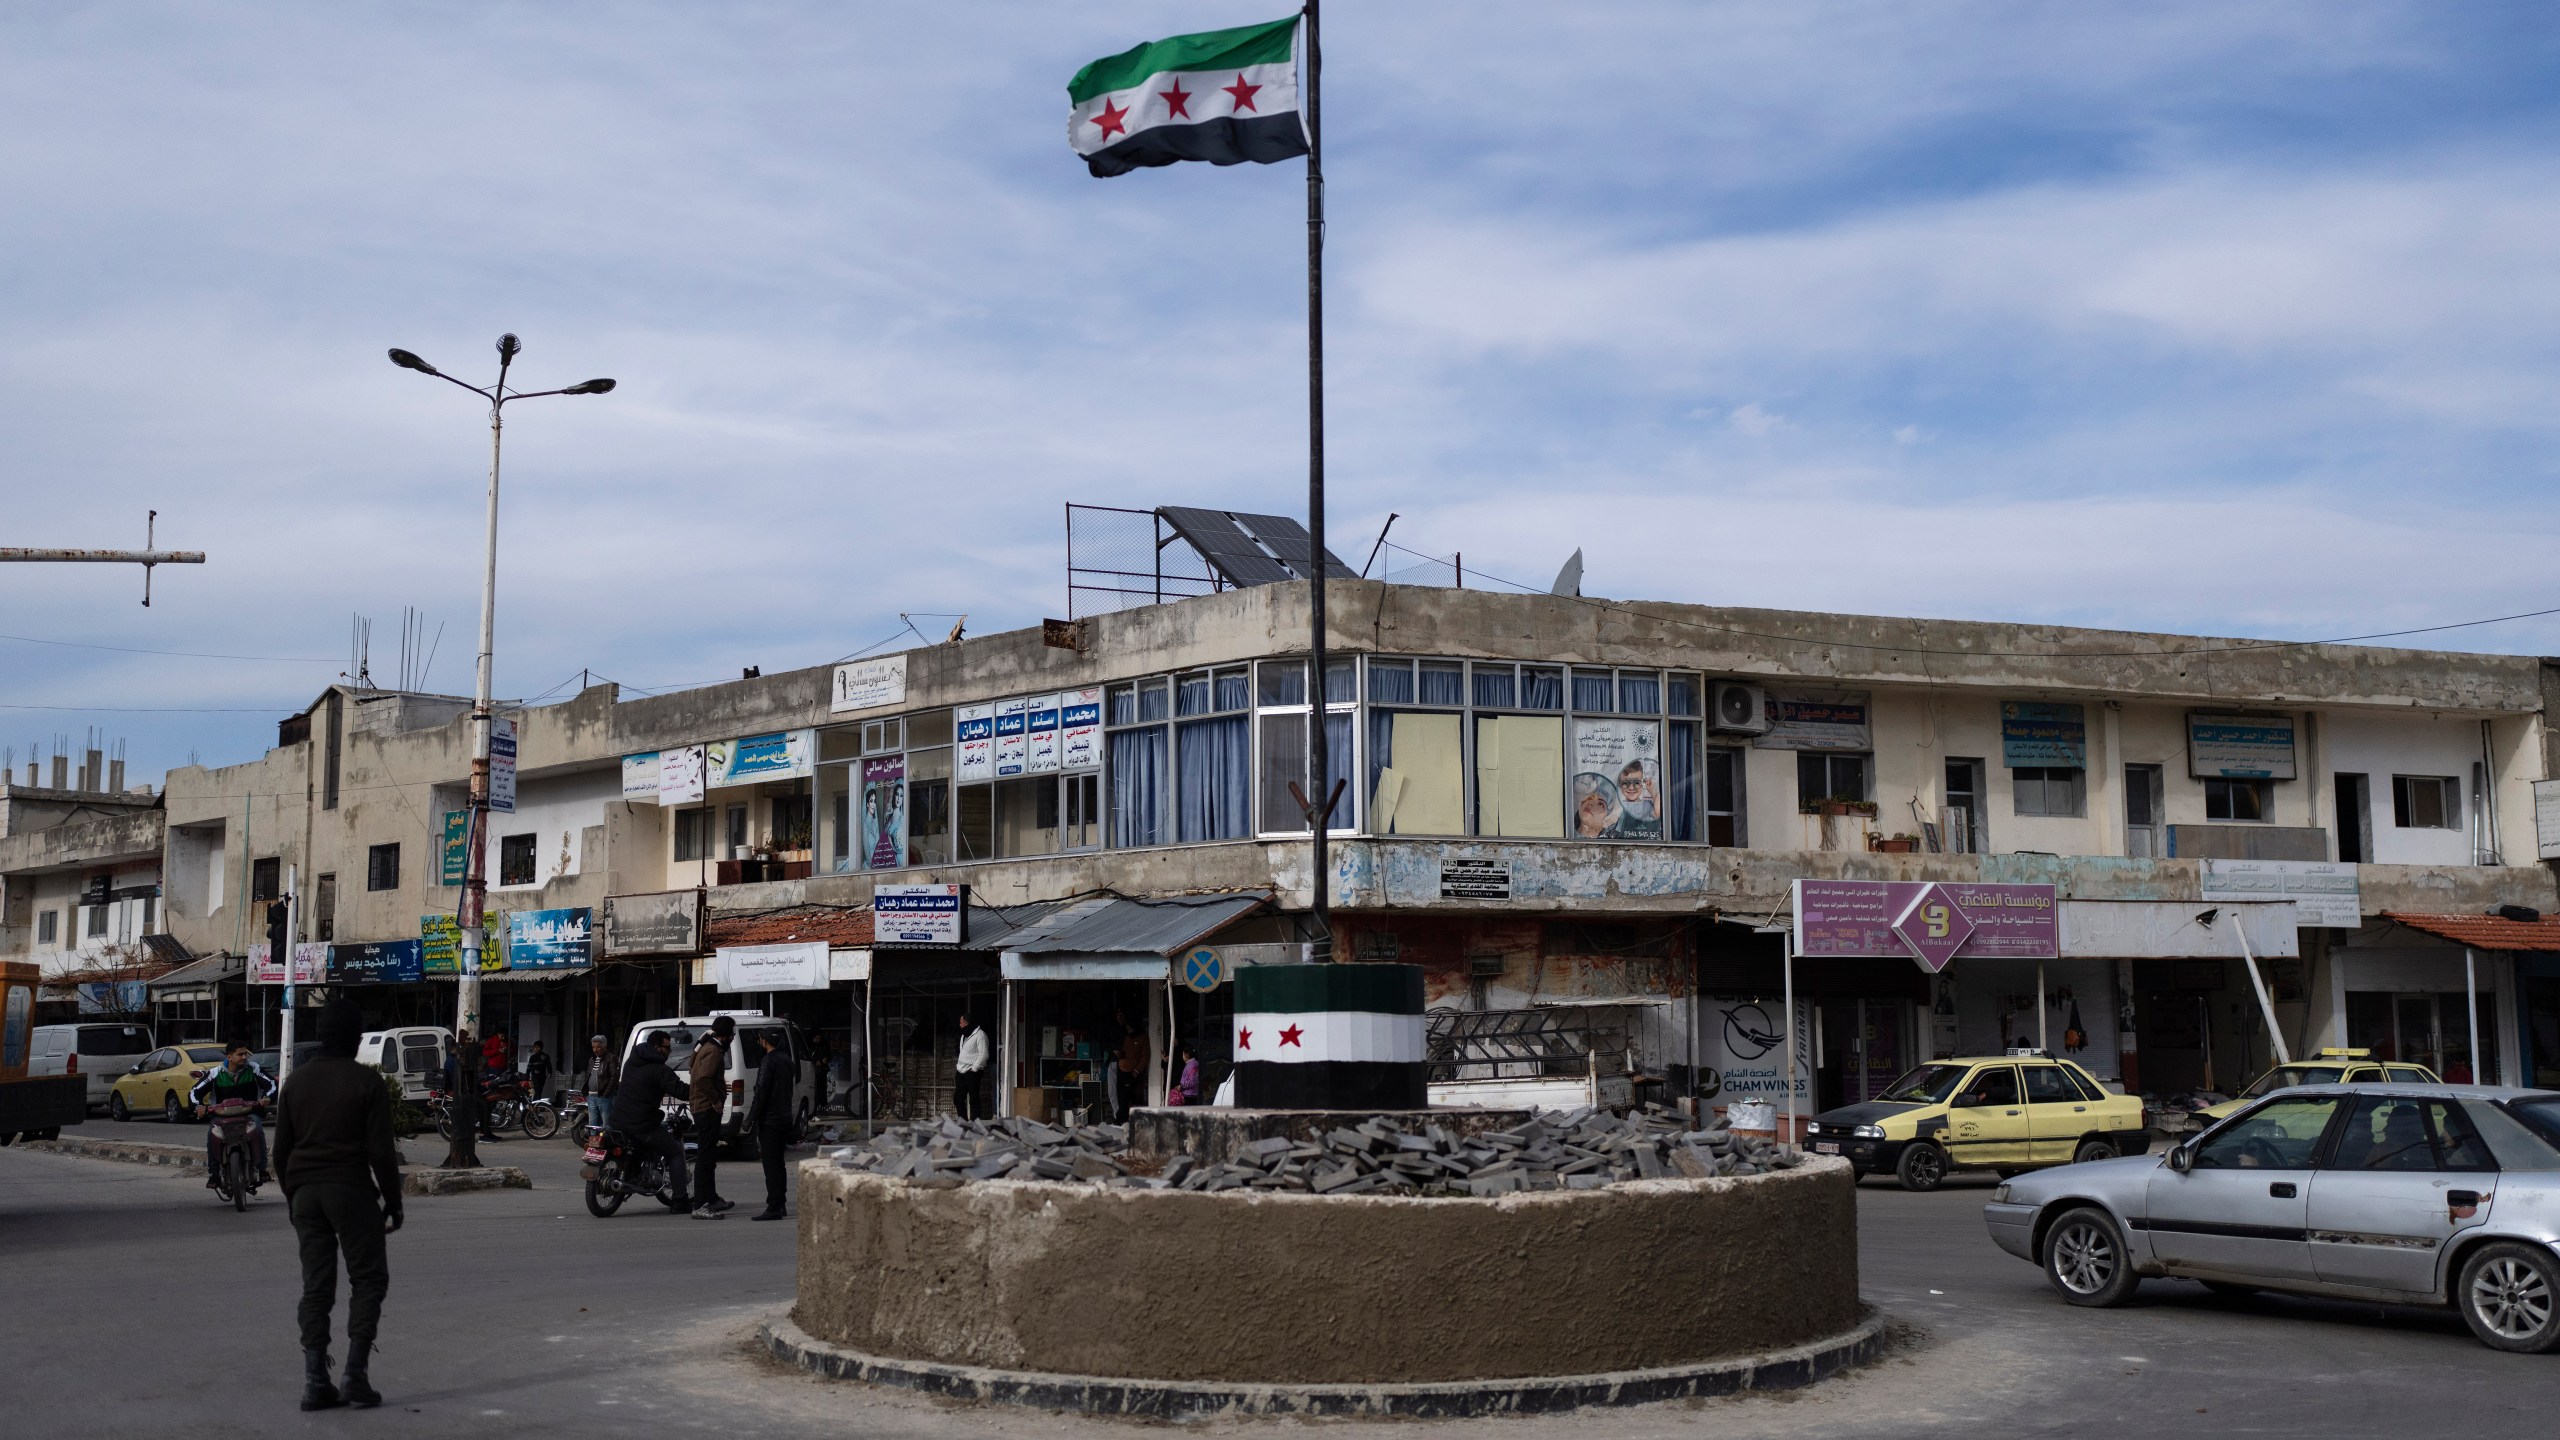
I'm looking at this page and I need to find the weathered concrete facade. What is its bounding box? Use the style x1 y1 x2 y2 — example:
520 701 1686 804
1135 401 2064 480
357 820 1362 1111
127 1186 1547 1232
122 581 2560 1096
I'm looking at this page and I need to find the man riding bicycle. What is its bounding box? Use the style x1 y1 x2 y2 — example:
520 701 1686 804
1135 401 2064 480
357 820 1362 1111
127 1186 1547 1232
192 1041 278 1186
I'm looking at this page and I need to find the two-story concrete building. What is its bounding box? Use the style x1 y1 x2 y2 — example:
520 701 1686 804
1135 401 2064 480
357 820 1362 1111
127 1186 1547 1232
145 572 2560 1120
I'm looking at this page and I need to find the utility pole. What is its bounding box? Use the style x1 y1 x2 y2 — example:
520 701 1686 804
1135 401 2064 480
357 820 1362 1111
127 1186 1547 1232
0 511 204 605
388 336 613 1170
280 866 301 1082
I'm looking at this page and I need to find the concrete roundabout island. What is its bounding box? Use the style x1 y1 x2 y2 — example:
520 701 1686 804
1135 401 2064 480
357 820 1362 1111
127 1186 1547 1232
764 1150 1879 1419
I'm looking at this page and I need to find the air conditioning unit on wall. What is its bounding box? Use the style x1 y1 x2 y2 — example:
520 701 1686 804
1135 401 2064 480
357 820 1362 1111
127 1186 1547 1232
1708 681 1772 734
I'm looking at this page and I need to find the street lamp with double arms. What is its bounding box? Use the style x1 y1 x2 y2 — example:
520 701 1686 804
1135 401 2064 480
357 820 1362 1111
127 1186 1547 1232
390 335 613 1169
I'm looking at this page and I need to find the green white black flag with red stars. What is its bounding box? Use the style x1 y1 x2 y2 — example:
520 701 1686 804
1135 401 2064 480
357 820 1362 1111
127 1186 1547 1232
1067 16 1308 179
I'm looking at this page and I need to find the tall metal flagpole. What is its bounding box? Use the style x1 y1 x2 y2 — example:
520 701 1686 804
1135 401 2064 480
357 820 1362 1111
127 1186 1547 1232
1305 0 1333 963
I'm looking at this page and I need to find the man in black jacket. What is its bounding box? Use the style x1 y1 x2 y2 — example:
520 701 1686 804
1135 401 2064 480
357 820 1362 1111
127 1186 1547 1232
747 1029 796 1221
609 1031 701 1214
272 998 403 1412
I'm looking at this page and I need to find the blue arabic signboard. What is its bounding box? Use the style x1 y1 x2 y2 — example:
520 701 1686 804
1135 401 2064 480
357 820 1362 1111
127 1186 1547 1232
329 939 425 986
2188 713 2297 780
507 907 593 969
2001 702 2086 768
876 884 964 945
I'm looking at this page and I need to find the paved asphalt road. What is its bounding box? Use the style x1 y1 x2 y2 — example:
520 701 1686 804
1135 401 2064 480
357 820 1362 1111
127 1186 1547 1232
7 1119 2560 1437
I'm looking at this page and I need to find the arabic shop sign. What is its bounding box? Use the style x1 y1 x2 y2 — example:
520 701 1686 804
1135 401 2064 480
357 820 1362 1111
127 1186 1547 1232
329 939 424 985
507 907 593 970
1793 878 2057 971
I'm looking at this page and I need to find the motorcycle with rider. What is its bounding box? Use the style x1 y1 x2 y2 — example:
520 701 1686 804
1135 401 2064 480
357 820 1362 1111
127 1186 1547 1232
192 1041 277 1208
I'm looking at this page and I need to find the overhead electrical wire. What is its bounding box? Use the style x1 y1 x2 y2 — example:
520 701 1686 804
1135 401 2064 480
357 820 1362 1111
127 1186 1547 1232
0 631 338 663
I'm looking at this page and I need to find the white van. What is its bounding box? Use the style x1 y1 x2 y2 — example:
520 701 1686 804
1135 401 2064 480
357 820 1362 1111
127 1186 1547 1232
618 1013 813 1146
29 1023 155 1109
357 1027 455 1099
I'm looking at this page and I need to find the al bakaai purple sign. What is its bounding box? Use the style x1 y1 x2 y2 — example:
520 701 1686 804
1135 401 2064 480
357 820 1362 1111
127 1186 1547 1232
1792 879 2057 971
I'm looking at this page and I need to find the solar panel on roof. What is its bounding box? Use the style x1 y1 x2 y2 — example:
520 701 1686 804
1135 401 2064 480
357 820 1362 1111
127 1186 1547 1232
1157 506 1354 588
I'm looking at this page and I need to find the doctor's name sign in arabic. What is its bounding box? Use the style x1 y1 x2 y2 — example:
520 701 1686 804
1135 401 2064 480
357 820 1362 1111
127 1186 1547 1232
1792 878 2057 972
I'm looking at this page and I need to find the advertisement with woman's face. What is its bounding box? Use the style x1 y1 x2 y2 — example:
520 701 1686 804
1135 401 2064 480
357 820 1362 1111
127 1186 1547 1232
1571 719 1661 840
861 755 906 869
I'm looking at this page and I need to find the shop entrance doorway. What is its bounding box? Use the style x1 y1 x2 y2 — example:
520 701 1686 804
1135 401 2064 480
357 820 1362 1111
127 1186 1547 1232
2526 976 2560 1089
1816 999 1914 1111
2348 991 2497 1083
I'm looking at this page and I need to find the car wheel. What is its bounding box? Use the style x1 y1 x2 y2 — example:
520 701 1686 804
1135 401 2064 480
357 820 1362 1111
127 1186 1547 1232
2043 1207 2140 1307
2458 1242 2560 1353
2073 1138 2118 1166
108 1093 130 1123
1897 1143 1948 1193
163 1092 183 1124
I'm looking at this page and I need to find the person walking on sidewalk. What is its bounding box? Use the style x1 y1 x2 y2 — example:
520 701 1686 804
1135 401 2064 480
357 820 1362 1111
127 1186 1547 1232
272 997 403 1412
748 1029 797 1220
953 1013 990 1121
523 1038 554 1102
580 1033 615 1122
686 1017 736 1214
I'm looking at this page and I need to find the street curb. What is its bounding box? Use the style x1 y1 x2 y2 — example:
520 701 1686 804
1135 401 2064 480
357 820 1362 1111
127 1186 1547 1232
757 1306 1887 1420
403 1166 531 1195
20 1136 513 1192
22 1135 210 1173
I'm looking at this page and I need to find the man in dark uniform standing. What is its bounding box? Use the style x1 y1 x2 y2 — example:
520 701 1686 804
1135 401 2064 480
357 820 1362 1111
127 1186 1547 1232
748 1029 797 1221
272 997 403 1411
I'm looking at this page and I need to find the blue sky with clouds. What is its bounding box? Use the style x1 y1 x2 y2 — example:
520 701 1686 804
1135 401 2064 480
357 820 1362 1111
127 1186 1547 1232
4 3 2558 781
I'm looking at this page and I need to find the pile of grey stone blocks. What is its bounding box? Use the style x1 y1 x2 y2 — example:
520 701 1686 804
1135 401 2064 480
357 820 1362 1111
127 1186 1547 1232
831 1105 1801 1196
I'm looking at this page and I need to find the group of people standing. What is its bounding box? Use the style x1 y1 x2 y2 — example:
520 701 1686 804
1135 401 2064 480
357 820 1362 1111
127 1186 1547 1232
949 1008 1204 1122
602 1015 799 1222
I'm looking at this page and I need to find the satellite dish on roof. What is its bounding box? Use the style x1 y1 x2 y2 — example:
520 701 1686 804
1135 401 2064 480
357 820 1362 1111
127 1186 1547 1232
1550 548 1583 597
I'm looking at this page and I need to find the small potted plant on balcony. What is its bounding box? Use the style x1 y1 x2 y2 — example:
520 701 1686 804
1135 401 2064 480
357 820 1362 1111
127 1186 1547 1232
1807 796 1878 818
1869 832 1921 853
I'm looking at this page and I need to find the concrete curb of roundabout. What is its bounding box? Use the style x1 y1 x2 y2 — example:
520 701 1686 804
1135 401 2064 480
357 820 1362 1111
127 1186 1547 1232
19 1135 524 1194
757 1306 1889 1421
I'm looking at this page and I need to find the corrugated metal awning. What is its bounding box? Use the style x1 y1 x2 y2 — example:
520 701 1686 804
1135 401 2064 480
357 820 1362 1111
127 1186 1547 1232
1001 891 1271 959
146 951 243 991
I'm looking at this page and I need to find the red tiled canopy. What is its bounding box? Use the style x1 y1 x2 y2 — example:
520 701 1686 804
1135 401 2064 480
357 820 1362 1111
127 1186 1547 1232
2382 911 2560 953
703 906 872 949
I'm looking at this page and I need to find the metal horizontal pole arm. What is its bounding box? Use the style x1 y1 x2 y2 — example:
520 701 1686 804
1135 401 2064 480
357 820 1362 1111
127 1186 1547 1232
0 549 205 563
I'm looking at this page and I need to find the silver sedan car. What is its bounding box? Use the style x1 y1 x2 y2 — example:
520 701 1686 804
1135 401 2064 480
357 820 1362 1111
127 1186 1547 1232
1984 1083 2560 1352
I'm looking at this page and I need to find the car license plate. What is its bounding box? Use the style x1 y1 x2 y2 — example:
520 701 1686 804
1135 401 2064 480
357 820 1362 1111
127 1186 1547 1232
1813 1141 1841 1155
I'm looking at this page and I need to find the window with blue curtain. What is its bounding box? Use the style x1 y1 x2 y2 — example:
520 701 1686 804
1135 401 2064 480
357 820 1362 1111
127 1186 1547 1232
1109 725 1167 847
1369 659 1414 705
1177 715 1251 841
1213 668 1250 712
1325 660 1357 705
1323 711 1354 811
1572 668 1615 713
1522 666 1564 710
1619 671 1661 715
1473 664 1515 709
1666 720 1701 842
1419 662 1465 707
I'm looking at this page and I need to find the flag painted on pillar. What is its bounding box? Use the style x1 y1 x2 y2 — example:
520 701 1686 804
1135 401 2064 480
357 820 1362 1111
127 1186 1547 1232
1232 962 1427 1110
1068 17 1308 179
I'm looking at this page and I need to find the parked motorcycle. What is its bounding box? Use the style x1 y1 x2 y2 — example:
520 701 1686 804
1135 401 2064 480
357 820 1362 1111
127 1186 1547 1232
580 1102 691 1218
519 1095 561 1139
566 1094 608 1147
206 1098 265 1212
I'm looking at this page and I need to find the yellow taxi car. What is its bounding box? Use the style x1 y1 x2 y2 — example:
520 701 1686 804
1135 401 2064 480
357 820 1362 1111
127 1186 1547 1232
2184 1047 2438 1128
105 1043 233 1124
1802 1051 2148 1191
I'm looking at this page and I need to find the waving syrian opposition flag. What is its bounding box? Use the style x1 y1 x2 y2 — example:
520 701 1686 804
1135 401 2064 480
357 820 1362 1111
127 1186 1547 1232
1068 16 1308 179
